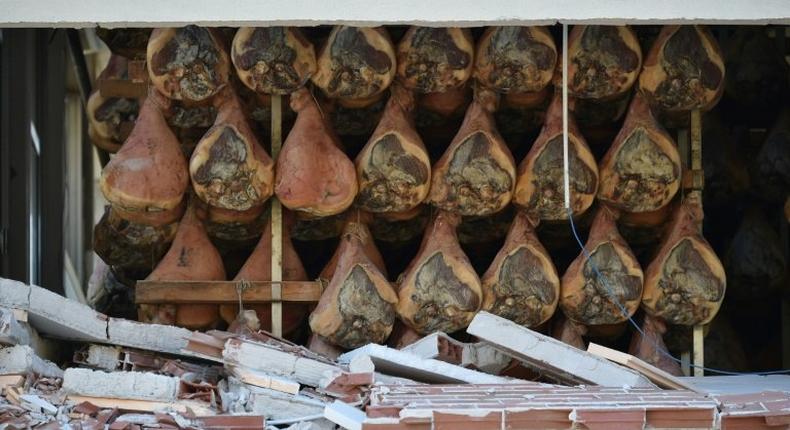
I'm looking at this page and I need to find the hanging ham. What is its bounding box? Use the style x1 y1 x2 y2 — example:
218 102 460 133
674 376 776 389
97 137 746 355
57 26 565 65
414 85 472 155
189 87 274 212
140 202 226 329
628 314 682 376
93 206 177 275
219 211 309 337
552 315 587 350
397 27 474 93
723 208 784 301
96 28 152 59
514 92 598 221
642 197 726 325
355 85 431 213
428 88 516 216
560 206 644 325
566 26 642 100
397 211 482 334
598 94 681 213
639 25 725 112
232 27 316 95
275 87 358 216
310 215 398 348
311 26 396 106
147 26 230 102
474 26 557 94
752 110 790 204
481 211 559 327
88 55 139 153
368 205 429 244
100 92 189 225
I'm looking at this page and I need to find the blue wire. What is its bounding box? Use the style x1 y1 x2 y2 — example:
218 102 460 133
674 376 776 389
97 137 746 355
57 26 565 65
565 207 790 376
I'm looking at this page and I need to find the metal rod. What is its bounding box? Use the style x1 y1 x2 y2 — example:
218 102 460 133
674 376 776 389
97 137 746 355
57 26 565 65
562 24 570 211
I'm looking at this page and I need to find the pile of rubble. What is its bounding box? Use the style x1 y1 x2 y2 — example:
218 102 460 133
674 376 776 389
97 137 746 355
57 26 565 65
2 278 789 430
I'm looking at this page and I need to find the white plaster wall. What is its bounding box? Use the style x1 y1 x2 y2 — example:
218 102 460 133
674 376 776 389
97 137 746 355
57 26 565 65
0 0 788 27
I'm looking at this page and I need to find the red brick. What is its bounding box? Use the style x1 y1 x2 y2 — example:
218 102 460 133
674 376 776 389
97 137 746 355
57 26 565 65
433 411 502 430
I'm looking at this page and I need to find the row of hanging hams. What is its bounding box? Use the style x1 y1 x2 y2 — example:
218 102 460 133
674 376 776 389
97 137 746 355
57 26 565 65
91 25 730 360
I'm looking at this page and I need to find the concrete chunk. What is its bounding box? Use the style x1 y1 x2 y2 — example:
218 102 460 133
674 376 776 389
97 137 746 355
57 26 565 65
0 345 63 378
338 343 512 385
467 312 655 387
63 368 178 401
107 318 191 356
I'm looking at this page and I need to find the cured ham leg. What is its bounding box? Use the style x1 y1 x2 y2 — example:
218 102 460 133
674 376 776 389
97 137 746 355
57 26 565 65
752 110 790 203
312 26 396 106
397 27 474 93
628 314 682 376
147 26 230 102
567 26 642 99
96 28 152 59
355 85 431 213
724 209 784 300
93 206 177 275
189 87 274 212
88 55 139 153
414 85 471 154
474 26 557 94
310 215 398 348
140 202 226 329
275 87 358 216
560 206 644 325
552 315 587 350
514 92 598 221
428 88 517 216
598 94 681 213
642 196 726 325
368 205 429 243
232 27 316 95
397 211 482 334
100 91 189 225
219 211 309 337
481 211 559 327
639 25 725 112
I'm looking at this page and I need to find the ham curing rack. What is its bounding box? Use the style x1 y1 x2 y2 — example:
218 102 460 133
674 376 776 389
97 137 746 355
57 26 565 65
107 32 712 375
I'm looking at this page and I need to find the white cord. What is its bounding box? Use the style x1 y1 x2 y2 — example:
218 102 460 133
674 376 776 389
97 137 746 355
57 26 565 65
562 24 571 211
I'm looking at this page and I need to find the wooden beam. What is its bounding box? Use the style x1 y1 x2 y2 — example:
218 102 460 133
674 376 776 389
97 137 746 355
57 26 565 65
135 280 323 304
690 109 705 377
270 94 283 338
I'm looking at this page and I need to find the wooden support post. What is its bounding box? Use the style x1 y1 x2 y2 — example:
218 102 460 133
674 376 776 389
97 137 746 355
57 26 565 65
693 325 704 377
680 351 691 377
690 109 705 377
270 95 283 338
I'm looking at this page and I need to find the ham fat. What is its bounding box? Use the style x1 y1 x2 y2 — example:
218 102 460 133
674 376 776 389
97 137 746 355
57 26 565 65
397 211 482 334
427 88 517 216
514 92 598 220
597 94 681 213
274 87 358 216
642 197 726 325
189 87 274 211
560 206 644 325
310 216 398 348
481 211 559 327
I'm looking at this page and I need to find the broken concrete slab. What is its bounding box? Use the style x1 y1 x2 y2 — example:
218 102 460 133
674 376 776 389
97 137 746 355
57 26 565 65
0 277 198 358
324 400 364 430
401 332 512 374
0 345 63 378
467 312 655 388
229 366 300 395
0 308 60 363
338 343 513 385
223 338 343 388
63 368 178 402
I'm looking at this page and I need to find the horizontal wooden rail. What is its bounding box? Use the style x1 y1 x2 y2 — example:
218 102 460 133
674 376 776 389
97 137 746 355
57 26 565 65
135 280 324 304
